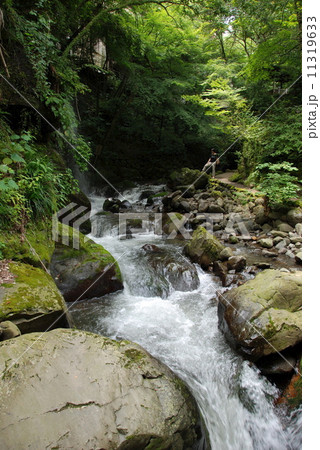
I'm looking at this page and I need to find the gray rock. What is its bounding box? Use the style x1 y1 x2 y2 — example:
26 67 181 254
198 199 209 213
252 205 268 225
262 223 273 233
180 200 192 213
278 248 287 255
270 230 288 238
0 321 21 341
277 223 294 233
258 238 274 249
275 240 288 251
219 247 234 261
290 236 302 245
285 250 296 259
295 223 302 236
262 250 278 258
0 330 204 449
287 208 302 227
207 204 225 213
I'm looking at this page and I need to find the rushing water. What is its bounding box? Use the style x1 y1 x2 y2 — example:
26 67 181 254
70 186 302 450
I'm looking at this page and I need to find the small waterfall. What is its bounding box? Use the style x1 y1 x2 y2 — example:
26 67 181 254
70 186 302 450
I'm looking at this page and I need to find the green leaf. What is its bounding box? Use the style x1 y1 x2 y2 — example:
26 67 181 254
11 153 26 163
0 164 9 173
2 157 12 165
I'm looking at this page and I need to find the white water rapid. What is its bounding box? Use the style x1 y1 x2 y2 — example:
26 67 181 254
70 186 302 450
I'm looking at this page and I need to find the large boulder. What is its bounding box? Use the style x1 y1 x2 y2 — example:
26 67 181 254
50 224 123 302
185 226 225 268
218 269 302 360
168 168 210 190
0 329 205 449
0 262 70 334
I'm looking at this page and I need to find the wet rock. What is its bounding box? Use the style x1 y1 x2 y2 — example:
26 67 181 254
120 200 132 210
0 262 70 334
50 224 123 302
79 218 91 235
141 249 200 296
226 256 246 272
257 262 271 269
103 198 122 213
258 238 274 249
219 247 234 261
261 250 278 258
141 244 164 254
0 321 21 341
256 354 296 375
184 226 225 269
213 261 228 285
0 329 204 449
218 269 302 361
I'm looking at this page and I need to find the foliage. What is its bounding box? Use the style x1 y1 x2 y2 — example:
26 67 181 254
0 129 79 229
253 162 300 208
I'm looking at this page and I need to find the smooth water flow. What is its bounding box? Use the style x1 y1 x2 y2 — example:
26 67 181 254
71 187 302 450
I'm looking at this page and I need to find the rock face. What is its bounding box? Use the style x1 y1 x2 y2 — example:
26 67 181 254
0 262 70 334
185 226 225 268
50 224 123 302
0 329 204 449
218 269 302 360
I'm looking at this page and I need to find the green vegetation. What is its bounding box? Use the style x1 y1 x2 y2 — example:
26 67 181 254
0 0 301 232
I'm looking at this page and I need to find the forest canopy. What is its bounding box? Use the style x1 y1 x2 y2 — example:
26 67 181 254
0 0 302 229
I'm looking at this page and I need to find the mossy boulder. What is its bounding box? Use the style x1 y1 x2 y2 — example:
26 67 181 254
168 168 210 190
0 329 205 449
50 224 123 302
0 221 55 268
184 226 225 268
218 269 302 361
0 262 70 334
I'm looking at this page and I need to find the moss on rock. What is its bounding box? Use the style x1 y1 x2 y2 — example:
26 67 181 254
0 221 55 268
0 262 70 333
50 224 123 301
218 269 302 360
184 226 225 268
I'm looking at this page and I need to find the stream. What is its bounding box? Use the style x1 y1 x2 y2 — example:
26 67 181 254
70 186 302 450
